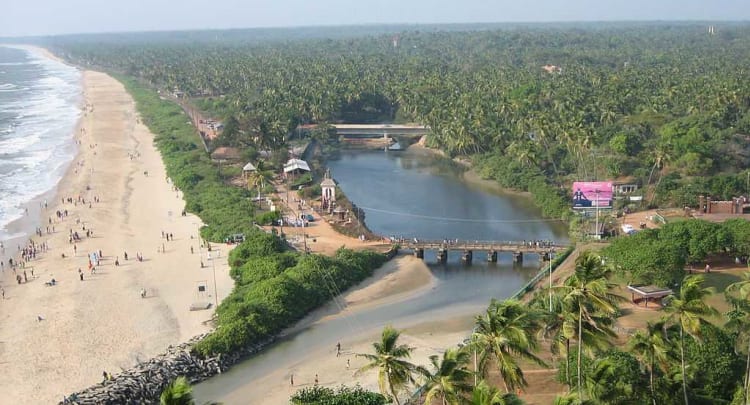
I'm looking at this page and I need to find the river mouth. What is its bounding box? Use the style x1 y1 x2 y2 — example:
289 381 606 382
193 148 567 404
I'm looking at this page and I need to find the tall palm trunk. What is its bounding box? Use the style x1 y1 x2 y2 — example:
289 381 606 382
577 307 583 398
650 353 656 405
680 326 689 405
566 339 571 387
389 378 401 405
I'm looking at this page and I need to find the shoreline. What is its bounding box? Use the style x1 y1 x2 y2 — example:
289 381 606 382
0 45 83 267
0 60 233 404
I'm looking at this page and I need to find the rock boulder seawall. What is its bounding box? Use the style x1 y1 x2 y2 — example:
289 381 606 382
60 334 275 405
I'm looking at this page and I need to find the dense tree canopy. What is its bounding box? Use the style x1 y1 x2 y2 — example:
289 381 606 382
49 23 750 210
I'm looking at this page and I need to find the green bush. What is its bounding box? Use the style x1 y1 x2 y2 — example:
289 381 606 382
194 246 386 356
254 210 281 226
291 385 389 405
603 219 744 286
474 154 570 219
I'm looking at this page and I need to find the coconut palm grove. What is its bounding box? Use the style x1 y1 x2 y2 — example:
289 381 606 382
36 22 750 404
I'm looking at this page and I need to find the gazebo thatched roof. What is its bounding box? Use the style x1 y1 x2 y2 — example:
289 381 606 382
283 158 311 173
627 285 673 298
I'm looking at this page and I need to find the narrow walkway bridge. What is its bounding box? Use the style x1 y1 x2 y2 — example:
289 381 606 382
402 239 569 264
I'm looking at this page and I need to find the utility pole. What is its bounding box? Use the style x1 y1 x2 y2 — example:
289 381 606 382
549 250 554 311
595 189 601 240
211 253 219 308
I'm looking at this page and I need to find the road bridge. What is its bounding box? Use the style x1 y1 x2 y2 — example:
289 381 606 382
402 239 569 264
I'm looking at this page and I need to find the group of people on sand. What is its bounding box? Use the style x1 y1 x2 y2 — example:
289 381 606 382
289 342 350 388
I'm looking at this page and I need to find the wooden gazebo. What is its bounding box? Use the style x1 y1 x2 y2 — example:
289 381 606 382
627 285 673 307
242 162 256 179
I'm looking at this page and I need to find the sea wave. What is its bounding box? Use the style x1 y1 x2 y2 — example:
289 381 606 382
0 46 81 233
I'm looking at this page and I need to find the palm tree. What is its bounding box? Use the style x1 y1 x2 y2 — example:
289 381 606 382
357 326 418 405
471 299 546 394
541 293 614 389
160 376 194 405
540 294 577 386
726 272 750 303
552 392 597 405
554 251 620 398
469 380 525 405
418 348 474 405
628 320 674 405
246 160 274 200
725 272 750 405
662 275 718 405
725 308 750 405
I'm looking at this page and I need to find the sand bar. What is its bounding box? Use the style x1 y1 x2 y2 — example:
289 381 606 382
0 69 233 404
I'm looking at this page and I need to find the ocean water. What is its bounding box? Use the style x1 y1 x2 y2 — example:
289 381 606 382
0 46 81 240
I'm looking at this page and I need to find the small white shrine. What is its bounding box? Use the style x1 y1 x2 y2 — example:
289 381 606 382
321 169 337 210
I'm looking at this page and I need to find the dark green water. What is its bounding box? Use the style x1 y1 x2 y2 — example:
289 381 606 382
193 149 567 403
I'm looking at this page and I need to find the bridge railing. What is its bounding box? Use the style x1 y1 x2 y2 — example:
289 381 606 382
401 239 566 250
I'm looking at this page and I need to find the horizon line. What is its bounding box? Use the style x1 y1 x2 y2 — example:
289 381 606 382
2 19 749 40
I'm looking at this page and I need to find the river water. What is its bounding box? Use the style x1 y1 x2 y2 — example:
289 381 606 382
194 148 567 403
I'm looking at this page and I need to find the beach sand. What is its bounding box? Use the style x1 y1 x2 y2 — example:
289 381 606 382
196 254 489 405
0 70 233 404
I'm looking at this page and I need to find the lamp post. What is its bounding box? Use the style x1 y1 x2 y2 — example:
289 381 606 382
211 251 219 308
549 250 554 312
594 189 601 240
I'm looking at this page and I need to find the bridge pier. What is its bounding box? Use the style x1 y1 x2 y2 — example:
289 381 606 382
462 250 473 265
436 248 448 264
487 251 497 263
513 251 523 264
414 248 424 259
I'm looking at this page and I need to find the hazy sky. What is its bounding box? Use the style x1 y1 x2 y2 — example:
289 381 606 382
2 0 749 37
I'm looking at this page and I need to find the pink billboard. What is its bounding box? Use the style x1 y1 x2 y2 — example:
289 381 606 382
572 181 613 209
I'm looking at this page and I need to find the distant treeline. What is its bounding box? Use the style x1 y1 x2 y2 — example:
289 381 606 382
54 23 750 214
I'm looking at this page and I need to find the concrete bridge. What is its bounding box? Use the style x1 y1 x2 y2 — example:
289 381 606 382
332 124 429 137
403 239 568 264
297 124 429 137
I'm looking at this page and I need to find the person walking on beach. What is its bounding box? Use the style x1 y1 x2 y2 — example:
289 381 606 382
290 374 294 386
78 269 83 281
314 374 319 385
336 342 341 357
1 288 4 299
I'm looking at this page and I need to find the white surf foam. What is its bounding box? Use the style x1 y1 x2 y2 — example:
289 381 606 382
0 46 81 234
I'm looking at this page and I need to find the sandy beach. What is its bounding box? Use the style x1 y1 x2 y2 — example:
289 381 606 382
195 253 480 405
0 68 233 404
